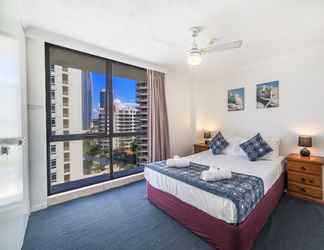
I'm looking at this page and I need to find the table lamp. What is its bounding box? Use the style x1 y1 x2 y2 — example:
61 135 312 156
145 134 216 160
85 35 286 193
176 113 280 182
298 135 312 157
204 131 212 145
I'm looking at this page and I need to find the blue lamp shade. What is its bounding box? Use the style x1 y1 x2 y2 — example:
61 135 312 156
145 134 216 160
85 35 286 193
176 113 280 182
298 136 312 147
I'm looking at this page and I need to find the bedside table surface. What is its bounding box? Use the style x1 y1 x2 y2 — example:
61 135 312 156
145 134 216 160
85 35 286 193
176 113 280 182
287 153 324 164
193 143 209 154
194 143 209 147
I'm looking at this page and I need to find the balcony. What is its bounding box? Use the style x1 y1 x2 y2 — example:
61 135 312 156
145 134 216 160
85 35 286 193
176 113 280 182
63 97 69 107
63 108 69 118
62 86 69 96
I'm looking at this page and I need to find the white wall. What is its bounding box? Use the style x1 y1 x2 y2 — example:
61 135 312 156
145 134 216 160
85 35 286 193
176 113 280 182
26 29 194 211
0 0 29 249
192 43 324 156
166 71 195 157
26 38 48 212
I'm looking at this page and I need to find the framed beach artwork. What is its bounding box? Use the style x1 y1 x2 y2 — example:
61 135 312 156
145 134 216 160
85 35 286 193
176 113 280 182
228 87 244 111
256 81 279 109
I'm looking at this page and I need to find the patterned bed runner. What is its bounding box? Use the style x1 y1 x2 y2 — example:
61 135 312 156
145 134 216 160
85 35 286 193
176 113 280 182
146 161 264 224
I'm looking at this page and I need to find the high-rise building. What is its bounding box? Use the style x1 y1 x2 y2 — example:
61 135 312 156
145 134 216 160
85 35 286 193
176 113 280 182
100 88 106 109
97 89 109 150
97 98 137 152
49 65 84 185
135 81 148 165
113 100 137 151
82 72 93 130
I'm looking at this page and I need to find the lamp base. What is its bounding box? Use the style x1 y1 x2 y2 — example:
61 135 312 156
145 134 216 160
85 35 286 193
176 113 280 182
300 147 310 157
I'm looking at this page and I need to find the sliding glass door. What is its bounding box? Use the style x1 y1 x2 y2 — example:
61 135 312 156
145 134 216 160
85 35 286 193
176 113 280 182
46 44 147 195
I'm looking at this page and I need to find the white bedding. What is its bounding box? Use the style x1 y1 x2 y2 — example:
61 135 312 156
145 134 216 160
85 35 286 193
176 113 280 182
144 150 284 224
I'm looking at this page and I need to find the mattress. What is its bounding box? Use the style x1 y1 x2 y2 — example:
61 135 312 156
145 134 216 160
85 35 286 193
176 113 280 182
144 150 284 224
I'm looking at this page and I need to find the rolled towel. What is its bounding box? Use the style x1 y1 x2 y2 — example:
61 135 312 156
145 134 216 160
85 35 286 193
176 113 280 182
200 168 232 182
166 157 190 168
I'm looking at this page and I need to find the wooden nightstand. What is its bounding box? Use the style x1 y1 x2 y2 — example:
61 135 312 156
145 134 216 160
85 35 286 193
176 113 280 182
287 153 324 204
193 143 209 153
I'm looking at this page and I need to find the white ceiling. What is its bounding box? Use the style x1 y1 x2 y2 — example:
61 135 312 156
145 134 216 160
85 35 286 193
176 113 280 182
22 0 324 72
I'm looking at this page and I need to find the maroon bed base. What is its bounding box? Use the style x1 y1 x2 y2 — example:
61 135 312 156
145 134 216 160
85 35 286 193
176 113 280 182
147 172 285 250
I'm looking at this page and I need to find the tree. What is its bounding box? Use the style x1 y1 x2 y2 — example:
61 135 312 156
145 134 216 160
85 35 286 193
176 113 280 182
130 140 138 153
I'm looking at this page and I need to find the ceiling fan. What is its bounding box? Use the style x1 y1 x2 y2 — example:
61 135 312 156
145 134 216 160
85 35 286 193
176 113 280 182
187 26 243 66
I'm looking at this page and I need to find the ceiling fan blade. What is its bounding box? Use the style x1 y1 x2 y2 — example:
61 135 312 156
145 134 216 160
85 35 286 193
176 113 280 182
201 40 243 54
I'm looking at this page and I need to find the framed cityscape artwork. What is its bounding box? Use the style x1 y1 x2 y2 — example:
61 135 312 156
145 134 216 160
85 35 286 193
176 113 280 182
256 81 279 109
228 87 245 111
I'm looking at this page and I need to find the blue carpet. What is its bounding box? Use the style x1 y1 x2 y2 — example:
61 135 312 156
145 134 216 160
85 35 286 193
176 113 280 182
23 181 324 250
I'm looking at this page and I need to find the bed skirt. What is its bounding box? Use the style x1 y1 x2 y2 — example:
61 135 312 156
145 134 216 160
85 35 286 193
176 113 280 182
147 172 285 250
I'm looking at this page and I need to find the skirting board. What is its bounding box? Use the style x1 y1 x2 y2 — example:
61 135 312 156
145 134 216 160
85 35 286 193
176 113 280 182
47 173 144 207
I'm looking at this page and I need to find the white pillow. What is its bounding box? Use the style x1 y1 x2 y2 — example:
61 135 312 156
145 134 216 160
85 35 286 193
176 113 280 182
223 136 243 156
260 137 280 160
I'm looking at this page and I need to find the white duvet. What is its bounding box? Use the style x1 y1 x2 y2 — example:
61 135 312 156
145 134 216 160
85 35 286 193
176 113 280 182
144 150 284 224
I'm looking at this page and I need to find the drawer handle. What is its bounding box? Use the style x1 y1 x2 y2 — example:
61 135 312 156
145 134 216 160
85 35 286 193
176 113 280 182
309 180 313 183
300 187 306 193
300 166 306 171
301 178 306 182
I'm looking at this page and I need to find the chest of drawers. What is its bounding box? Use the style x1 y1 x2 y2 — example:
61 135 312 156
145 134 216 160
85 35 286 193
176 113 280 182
287 153 324 203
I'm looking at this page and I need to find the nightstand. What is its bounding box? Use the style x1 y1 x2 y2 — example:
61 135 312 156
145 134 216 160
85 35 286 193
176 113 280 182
287 153 324 204
193 143 209 153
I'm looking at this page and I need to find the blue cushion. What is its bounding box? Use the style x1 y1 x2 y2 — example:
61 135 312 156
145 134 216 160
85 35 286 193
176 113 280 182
239 133 273 161
210 132 229 155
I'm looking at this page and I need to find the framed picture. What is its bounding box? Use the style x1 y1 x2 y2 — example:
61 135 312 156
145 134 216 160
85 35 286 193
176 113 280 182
228 87 244 111
256 81 279 109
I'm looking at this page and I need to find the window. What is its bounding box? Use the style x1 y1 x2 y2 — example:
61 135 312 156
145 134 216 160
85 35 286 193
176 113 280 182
62 97 68 107
64 141 69 151
62 73 68 84
63 108 69 117
63 119 69 129
64 163 70 173
50 159 56 168
64 152 70 162
51 103 56 113
51 118 56 127
51 173 57 183
64 174 70 182
46 43 147 195
50 144 56 155
51 90 55 99
112 63 148 171
62 86 68 96
50 75 55 84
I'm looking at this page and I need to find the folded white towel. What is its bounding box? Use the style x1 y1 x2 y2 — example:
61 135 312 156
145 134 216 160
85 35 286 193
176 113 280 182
166 156 190 168
200 167 232 182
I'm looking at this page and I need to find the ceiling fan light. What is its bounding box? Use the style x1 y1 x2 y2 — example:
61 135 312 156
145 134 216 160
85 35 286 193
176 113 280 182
187 52 202 66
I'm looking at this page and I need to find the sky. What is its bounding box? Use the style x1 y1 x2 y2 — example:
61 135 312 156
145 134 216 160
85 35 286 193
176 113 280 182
91 72 136 118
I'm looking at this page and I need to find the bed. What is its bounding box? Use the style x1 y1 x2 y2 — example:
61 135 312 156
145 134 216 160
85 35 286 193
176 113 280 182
144 150 285 250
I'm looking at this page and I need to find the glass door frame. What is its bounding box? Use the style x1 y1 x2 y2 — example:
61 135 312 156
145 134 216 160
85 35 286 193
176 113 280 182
45 43 147 195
